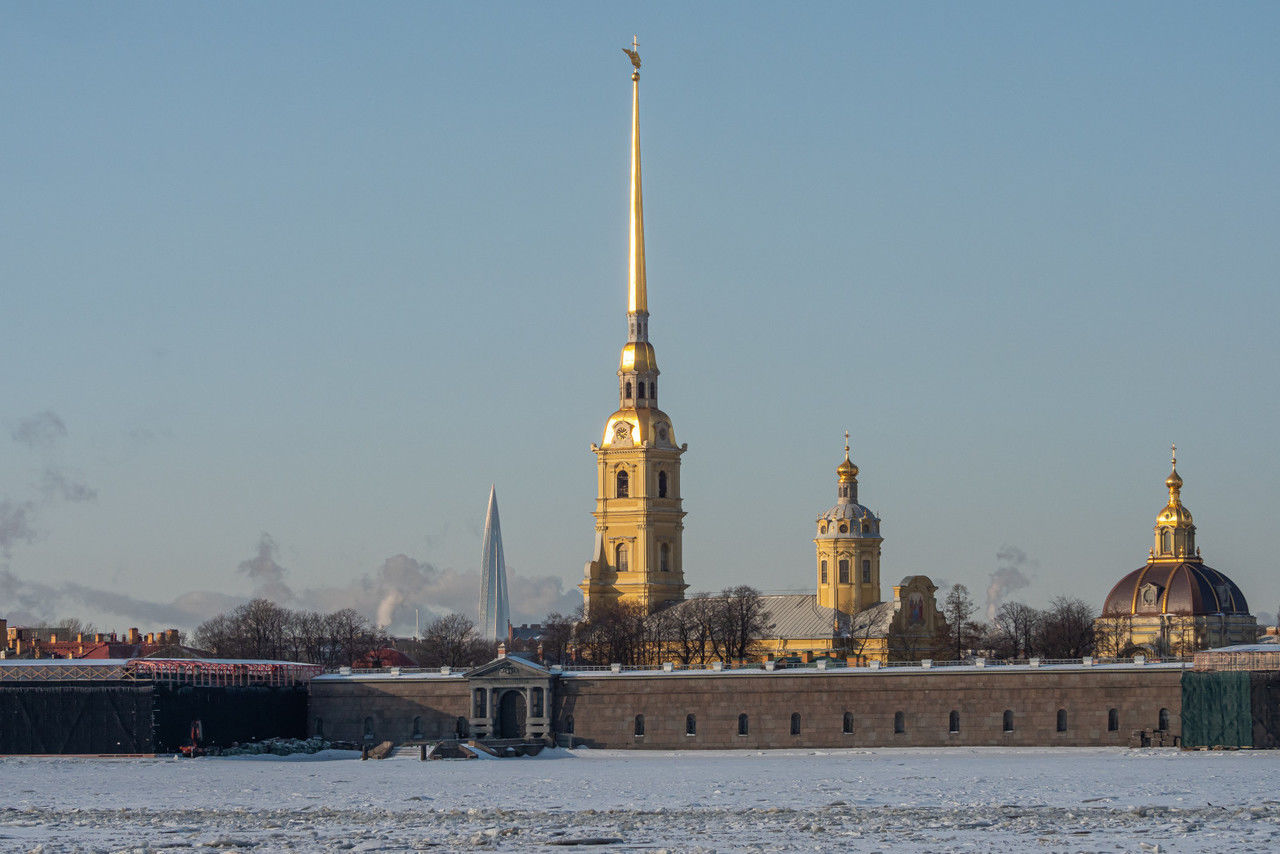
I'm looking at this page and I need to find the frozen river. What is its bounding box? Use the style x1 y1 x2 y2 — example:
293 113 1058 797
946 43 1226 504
3 746 1279 852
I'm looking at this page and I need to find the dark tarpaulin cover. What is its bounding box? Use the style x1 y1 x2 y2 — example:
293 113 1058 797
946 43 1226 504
0 683 154 754
1181 670 1251 749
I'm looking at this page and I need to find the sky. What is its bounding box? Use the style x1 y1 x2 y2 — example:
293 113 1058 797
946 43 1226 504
2 2 1278 635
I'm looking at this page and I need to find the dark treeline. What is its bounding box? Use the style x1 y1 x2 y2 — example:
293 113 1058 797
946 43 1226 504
194 599 387 667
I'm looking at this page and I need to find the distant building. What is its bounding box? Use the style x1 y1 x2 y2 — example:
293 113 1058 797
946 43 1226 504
478 485 510 642
2 621 189 660
1096 448 1258 655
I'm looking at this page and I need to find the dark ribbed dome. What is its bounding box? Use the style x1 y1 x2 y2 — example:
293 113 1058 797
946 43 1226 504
1102 561 1249 617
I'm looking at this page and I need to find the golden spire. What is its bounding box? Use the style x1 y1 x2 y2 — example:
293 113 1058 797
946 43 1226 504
626 35 647 316
1166 442 1183 496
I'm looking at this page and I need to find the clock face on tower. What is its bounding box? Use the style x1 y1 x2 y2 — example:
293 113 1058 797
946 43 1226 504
614 423 632 444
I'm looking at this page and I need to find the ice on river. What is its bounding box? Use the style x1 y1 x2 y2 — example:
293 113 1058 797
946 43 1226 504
3 746 1280 852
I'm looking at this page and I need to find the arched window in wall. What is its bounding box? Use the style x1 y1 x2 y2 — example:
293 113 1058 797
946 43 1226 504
738 714 749 736
625 381 632 399
660 543 670 572
790 713 802 735
820 561 828 584
1158 708 1170 732
1108 708 1119 732
363 717 375 741
1161 529 1172 553
637 381 646 399
615 544 628 573
686 714 697 736
842 712 854 734
862 559 872 584
412 716 423 738
531 687 544 718
949 710 960 733
658 471 668 498
839 559 850 583
565 714 575 734
456 717 469 738
616 469 629 498
1056 709 1068 732
634 714 645 736
1002 710 1014 732
314 718 324 737
893 711 905 734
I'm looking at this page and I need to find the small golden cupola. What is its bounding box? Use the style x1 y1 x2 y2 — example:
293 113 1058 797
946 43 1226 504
1154 444 1196 559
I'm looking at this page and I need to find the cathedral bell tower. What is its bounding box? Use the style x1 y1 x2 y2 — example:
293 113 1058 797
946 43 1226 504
580 42 687 617
814 435 883 614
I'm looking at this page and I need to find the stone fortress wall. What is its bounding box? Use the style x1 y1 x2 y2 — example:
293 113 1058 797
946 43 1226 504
309 661 1183 749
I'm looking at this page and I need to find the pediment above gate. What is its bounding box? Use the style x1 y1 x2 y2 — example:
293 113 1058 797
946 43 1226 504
465 653 551 681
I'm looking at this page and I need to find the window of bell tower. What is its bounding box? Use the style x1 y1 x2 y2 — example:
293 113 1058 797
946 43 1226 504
616 469 629 498
862 559 871 584
658 471 668 498
839 559 850 584
1160 529 1171 554
615 544 628 572
638 381 645 399
625 381 632 398
660 543 670 572
820 560 828 583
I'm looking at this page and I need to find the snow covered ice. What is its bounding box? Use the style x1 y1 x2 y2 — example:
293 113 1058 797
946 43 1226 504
3 747 1280 852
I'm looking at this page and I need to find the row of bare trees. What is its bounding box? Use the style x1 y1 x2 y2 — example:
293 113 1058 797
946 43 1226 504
941 584 1102 660
572 586 770 667
193 599 387 666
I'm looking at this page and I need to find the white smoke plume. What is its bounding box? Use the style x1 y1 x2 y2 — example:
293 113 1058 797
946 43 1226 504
10 410 67 448
0 501 38 557
237 533 294 602
41 468 98 503
985 545 1036 620
2 411 97 556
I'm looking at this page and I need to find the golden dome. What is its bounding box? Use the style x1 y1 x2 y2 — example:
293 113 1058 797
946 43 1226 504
601 407 677 448
836 431 858 482
619 341 658 373
1159 444 1192 527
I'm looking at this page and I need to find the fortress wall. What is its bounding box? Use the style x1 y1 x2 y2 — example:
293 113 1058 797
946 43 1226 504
310 665 1182 749
308 677 469 744
556 667 1183 749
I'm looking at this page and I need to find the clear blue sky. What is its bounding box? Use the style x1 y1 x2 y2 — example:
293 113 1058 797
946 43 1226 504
3 2 1278 634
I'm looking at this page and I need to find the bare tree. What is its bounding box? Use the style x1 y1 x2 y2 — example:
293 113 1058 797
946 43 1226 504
1037 596 1096 658
987 602 1042 659
942 584 981 660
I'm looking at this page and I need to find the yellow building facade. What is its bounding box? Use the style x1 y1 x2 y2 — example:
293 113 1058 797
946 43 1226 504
580 52 687 617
